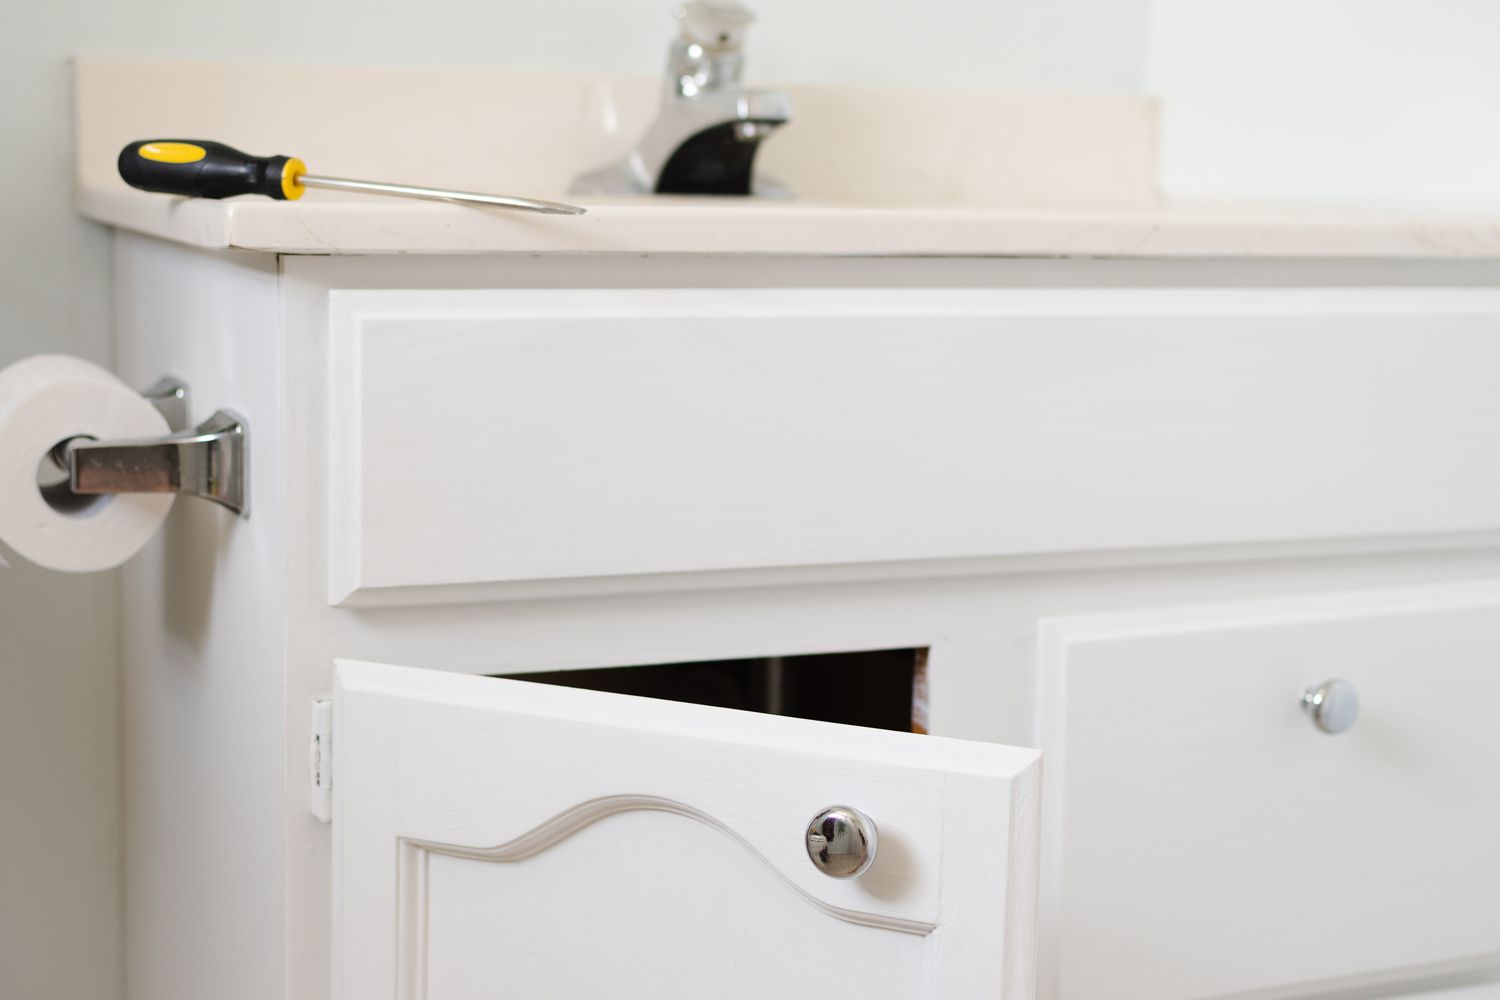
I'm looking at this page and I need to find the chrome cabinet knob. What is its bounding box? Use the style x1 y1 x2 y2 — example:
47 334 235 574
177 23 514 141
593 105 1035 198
805 806 878 878
1300 679 1359 735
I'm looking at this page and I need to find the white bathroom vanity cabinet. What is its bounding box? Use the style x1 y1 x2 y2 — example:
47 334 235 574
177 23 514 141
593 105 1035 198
77 60 1500 1000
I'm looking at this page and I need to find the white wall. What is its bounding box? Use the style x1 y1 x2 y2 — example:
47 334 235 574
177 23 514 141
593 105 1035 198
1149 0 1500 213
0 2 1148 998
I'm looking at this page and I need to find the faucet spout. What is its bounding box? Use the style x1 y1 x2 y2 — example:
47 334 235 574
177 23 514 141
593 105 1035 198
571 1 791 197
655 116 785 195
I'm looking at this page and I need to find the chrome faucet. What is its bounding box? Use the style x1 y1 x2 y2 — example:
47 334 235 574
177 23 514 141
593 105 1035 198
572 1 790 196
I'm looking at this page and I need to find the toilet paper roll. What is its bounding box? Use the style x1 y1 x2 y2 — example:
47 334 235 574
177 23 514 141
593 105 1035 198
0 354 173 572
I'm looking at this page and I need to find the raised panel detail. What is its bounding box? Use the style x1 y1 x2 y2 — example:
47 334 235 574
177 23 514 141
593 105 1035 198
415 812 930 1000
404 795 936 935
327 288 1500 605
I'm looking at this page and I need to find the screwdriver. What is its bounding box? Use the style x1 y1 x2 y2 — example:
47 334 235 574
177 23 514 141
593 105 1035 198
118 139 586 216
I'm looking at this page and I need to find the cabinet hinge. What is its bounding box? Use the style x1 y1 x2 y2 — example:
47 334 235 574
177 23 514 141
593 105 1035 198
309 697 333 823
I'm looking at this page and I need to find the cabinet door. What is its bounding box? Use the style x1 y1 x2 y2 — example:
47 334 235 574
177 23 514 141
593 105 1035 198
333 660 1041 1000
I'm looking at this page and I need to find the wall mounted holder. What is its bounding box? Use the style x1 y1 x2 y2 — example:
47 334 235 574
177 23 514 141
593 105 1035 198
56 377 249 518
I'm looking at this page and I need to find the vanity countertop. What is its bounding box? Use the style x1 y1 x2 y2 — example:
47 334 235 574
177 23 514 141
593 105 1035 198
75 187 1500 258
73 57 1500 259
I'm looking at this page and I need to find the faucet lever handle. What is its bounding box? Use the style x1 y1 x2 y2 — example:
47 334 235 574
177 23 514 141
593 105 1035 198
675 0 754 50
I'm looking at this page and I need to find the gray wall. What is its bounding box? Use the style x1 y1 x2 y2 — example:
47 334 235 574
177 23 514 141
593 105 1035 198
0 2 1150 997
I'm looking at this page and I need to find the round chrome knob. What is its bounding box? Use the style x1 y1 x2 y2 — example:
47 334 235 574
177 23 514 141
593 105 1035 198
1300 679 1359 735
805 805 878 878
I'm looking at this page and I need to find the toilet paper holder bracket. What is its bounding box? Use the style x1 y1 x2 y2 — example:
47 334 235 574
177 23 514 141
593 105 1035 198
52 377 249 518
143 376 191 433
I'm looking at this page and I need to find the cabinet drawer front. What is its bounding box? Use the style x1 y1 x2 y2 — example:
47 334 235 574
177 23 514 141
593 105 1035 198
1037 582 1500 1000
327 288 1500 605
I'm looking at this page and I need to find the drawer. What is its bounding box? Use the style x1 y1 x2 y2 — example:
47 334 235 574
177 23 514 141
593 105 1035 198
326 288 1500 605
1036 581 1500 1000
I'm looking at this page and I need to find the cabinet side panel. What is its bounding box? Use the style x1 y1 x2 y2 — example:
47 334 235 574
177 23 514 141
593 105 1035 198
114 234 287 1000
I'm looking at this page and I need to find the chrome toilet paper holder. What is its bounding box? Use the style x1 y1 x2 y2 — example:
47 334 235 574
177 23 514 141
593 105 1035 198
51 377 248 518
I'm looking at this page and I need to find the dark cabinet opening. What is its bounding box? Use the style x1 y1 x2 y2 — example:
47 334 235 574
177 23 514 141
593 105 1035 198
499 647 928 734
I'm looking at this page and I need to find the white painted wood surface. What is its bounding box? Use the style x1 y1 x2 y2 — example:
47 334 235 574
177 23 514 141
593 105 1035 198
333 660 1040 1000
102 242 1500 1000
1401 983 1500 1000
113 235 289 1000
1036 581 1500 999
328 287 1500 605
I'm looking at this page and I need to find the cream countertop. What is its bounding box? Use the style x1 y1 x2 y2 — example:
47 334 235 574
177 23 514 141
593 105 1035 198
73 188 1500 258
72 58 1500 259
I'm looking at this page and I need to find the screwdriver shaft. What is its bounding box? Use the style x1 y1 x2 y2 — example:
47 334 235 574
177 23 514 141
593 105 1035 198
298 174 586 216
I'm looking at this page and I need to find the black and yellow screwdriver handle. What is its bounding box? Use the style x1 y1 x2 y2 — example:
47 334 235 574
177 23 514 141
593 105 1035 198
117 136 587 214
119 140 307 200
